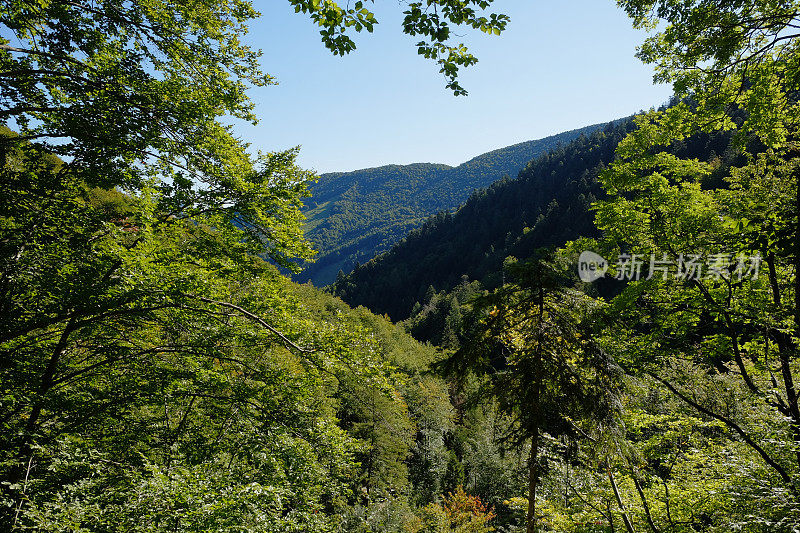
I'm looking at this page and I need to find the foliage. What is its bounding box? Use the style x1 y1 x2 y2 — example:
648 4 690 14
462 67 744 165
619 0 800 147
456 401 528 527
418 486 496 533
588 0 800 528
0 1 509 528
7 0 800 531
336 496 421 532
286 0 508 95
402 278 481 349
444 255 619 532
0 133 448 531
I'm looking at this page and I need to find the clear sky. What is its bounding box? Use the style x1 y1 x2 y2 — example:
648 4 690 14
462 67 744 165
234 0 674 174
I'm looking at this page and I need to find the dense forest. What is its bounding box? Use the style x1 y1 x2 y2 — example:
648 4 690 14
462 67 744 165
330 119 634 320
3 1 800 533
330 111 744 323
298 125 605 286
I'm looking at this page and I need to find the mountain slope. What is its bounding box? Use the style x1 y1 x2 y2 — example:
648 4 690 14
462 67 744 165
330 115 740 321
298 123 606 285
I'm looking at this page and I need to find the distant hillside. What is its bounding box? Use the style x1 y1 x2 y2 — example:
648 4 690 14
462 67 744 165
297 123 606 285
330 116 741 321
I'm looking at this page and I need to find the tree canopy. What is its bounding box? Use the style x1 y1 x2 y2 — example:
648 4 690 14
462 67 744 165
0 1 507 530
5 0 800 531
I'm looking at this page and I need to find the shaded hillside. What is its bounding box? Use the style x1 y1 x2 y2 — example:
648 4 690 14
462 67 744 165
331 115 740 321
298 123 605 285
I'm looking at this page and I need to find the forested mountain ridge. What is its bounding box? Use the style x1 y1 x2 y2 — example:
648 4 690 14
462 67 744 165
298 123 606 285
330 120 631 320
331 112 741 322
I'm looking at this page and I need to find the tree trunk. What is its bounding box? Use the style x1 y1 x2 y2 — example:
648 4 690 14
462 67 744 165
4 317 77 527
526 427 540 533
22 317 77 440
527 285 545 533
794 154 800 469
766 252 800 471
607 460 636 533
794 148 800 343
632 471 659 532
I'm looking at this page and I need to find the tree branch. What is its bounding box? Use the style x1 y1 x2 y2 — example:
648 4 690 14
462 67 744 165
647 371 796 491
181 294 315 354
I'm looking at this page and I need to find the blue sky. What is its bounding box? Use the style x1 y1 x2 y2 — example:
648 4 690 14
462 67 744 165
235 0 673 174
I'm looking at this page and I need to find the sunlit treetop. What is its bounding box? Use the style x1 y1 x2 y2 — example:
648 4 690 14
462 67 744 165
618 0 800 144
